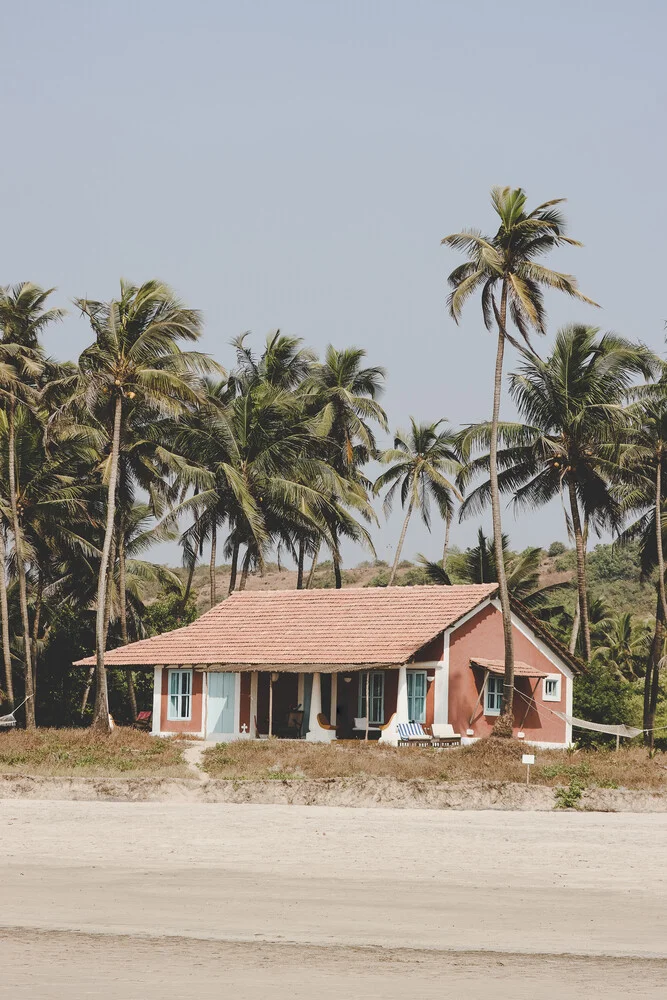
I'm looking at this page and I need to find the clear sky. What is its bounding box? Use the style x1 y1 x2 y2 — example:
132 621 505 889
2 0 665 567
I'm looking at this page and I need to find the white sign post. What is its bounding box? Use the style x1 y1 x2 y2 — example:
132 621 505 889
522 753 535 785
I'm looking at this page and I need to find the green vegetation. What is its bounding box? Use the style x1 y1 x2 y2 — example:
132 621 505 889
1 184 667 750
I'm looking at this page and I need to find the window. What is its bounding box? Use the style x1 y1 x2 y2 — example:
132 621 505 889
358 671 385 724
168 669 192 720
407 670 427 723
543 675 562 702
485 675 503 715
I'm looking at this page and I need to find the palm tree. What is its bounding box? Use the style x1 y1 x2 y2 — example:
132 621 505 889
616 404 667 743
419 530 565 613
592 611 651 681
66 280 215 730
457 326 656 662
442 187 597 717
0 283 64 726
374 419 462 586
305 346 387 586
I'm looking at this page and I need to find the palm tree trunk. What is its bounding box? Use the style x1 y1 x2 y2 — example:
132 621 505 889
118 538 137 722
388 496 415 586
491 284 514 722
181 554 196 611
567 479 591 662
93 396 122 731
31 570 43 697
296 540 305 590
7 399 35 728
209 520 217 607
228 542 239 595
569 600 581 655
442 512 452 568
239 553 250 591
644 587 664 746
306 545 320 589
333 554 342 589
0 528 13 709
655 458 667 623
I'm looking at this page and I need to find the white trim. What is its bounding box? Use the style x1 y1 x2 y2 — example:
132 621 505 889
202 671 208 735
543 674 562 702
151 666 161 735
445 597 494 636
566 667 573 747
462 735 570 750
493 600 575 681
434 636 449 725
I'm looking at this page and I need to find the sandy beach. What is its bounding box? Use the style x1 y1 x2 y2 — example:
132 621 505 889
1 801 667 998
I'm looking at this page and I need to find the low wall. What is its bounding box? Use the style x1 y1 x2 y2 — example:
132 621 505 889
1 773 667 811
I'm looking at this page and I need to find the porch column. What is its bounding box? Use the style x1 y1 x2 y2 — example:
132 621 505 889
151 666 162 735
397 665 409 722
379 665 410 746
249 671 258 737
305 672 336 742
308 671 322 729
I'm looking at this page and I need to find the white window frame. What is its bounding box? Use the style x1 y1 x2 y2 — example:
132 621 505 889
543 674 562 702
407 670 428 723
358 671 385 724
485 675 503 716
167 668 193 721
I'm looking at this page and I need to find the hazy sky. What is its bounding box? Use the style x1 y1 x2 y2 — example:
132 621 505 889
2 0 665 567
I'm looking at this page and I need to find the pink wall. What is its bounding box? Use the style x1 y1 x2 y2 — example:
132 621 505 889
448 604 568 744
160 667 203 733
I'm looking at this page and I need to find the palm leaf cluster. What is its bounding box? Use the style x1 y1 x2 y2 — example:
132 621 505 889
0 283 389 729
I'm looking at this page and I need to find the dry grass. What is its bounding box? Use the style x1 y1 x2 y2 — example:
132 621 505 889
0 728 189 777
201 738 667 790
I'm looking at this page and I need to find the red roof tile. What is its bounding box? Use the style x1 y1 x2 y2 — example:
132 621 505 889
74 584 499 668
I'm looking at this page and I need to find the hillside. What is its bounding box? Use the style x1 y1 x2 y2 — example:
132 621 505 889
158 540 655 623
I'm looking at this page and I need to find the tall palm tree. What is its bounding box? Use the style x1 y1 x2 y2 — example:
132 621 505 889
65 280 215 730
457 326 656 662
442 187 596 717
616 398 667 743
374 419 462 586
305 346 387 586
0 283 64 726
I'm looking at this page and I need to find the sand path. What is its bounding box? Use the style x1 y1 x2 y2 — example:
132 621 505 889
1 801 666 997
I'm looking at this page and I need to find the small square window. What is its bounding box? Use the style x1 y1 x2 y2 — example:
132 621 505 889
543 675 561 702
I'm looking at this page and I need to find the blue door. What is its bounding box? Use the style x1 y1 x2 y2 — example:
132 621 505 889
207 672 236 735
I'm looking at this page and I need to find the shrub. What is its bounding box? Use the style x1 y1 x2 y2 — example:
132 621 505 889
554 777 585 809
548 541 567 557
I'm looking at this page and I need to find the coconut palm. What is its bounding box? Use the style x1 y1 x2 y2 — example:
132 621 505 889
63 279 216 730
592 611 651 681
0 283 65 726
374 419 462 586
616 408 667 743
442 187 597 717
457 326 657 662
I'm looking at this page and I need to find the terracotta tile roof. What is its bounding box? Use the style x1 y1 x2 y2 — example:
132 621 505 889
74 584 499 669
470 657 549 679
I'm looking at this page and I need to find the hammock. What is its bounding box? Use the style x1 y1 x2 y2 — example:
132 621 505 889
552 710 642 739
0 695 32 729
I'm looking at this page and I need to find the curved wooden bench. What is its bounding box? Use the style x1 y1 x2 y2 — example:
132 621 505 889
316 712 337 731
